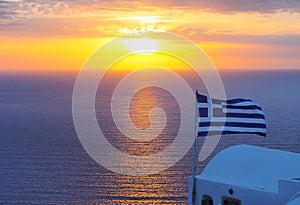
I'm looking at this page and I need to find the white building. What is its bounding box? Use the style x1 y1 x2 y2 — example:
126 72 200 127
188 145 300 205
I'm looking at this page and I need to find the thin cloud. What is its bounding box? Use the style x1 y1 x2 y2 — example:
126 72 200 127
1 0 300 25
1 0 300 40
142 0 300 13
0 0 22 21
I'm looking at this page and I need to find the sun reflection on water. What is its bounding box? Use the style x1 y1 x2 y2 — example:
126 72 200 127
94 75 191 203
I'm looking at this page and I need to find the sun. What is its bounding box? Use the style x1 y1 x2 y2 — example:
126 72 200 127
122 37 160 54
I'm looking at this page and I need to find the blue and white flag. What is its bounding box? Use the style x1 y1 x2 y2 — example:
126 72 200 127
197 92 266 137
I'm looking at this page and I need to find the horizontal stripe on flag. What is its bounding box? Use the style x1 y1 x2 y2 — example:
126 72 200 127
221 101 260 106
213 112 265 119
224 105 262 110
199 122 266 128
198 131 266 137
225 98 252 104
198 126 266 133
198 117 266 124
223 108 264 115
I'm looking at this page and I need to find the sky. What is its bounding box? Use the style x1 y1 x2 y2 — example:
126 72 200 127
1 0 300 72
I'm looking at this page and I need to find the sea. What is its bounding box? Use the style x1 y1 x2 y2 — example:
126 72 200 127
1 70 300 204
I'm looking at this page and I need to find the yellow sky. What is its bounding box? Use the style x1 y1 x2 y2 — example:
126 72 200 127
0 1 300 72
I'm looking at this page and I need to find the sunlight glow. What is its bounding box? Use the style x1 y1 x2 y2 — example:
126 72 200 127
1 2 300 72
119 16 162 24
122 37 160 54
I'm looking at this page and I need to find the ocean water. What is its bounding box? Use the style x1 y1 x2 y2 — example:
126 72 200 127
0 70 300 204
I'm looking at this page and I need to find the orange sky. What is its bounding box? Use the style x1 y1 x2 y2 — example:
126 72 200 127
0 1 300 72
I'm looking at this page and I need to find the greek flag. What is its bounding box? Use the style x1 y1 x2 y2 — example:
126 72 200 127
197 92 266 137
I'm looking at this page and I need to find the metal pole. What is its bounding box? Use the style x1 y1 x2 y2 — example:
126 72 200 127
191 89 199 204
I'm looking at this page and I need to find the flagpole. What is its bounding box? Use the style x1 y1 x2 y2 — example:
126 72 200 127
191 89 199 204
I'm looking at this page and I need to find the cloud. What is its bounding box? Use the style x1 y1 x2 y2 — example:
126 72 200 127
142 0 300 13
64 0 300 13
1 0 300 41
170 24 300 46
1 0 299 22
0 0 22 22
1 0 299 25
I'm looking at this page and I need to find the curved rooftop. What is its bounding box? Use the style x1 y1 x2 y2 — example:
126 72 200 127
199 145 300 192
286 197 300 205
